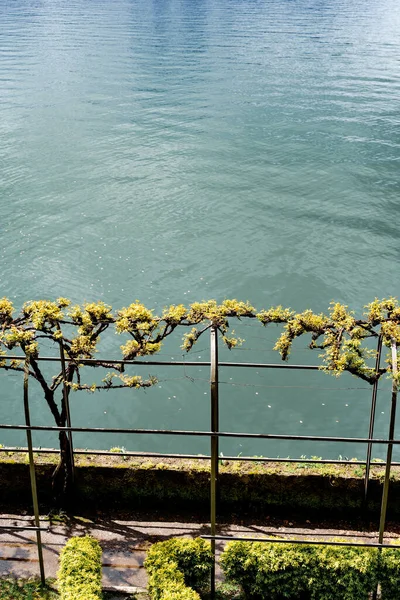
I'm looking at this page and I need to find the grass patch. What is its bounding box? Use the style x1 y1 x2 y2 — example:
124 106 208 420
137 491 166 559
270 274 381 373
0 578 58 600
203 582 245 599
0 579 141 600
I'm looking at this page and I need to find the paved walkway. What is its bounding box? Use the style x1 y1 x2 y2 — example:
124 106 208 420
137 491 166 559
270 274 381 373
0 513 399 594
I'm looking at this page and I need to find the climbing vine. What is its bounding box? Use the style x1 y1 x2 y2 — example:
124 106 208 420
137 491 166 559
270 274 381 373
0 295 399 502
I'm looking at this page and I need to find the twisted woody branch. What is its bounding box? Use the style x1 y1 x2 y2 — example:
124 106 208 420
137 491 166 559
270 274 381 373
0 295 399 502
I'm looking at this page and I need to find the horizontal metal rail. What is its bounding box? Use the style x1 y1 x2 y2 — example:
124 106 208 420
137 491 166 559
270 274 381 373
1 331 395 596
1 355 321 369
222 362 319 370
201 535 400 549
0 423 398 444
0 446 395 466
0 526 48 532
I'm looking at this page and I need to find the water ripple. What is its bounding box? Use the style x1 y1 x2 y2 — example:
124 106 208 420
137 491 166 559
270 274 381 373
1 0 400 456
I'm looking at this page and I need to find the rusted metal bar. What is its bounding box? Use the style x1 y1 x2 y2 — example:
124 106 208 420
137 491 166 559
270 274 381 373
364 335 383 501
210 327 219 599
59 340 75 481
202 535 397 548
0 446 397 465
378 341 398 544
0 423 398 445
1 355 321 369
23 359 46 585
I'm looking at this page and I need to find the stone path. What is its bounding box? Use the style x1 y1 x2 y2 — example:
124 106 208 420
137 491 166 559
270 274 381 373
0 513 399 594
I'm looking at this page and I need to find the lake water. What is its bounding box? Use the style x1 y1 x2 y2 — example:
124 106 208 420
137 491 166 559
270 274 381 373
1 0 400 460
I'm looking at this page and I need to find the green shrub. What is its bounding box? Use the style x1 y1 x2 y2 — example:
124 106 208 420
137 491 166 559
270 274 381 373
219 541 252 594
309 544 379 600
220 540 314 599
220 540 380 600
159 580 200 600
380 545 400 600
144 538 212 600
0 578 57 599
146 561 198 600
57 536 102 600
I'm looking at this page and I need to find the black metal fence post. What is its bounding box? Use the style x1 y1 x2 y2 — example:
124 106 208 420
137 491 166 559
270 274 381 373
364 335 383 502
23 358 46 585
378 340 398 544
210 326 219 599
0 347 399 588
59 340 75 481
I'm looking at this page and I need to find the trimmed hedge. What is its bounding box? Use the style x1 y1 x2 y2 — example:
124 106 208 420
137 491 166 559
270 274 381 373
380 546 400 600
57 536 102 600
144 538 212 600
308 544 378 600
220 539 400 600
220 540 315 599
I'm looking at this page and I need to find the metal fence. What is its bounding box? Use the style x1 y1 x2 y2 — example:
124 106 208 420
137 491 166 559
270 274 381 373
0 328 398 598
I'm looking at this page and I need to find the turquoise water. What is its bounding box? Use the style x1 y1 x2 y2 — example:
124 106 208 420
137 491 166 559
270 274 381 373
1 0 400 459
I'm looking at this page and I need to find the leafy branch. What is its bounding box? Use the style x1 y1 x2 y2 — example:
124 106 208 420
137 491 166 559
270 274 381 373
2 297 400 389
1 294 399 502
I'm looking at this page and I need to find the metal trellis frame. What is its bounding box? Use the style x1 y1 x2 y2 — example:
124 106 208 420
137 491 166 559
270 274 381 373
1 446 399 466
0 332 398 597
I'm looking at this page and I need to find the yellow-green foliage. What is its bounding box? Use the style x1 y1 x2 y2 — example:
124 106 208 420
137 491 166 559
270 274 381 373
23 300 65 330
0 578 57 599
257 305 295 325
220 540 314 599
365 297 398 324
220 540 388 600
1 326 38 357
0 297 14 325
308 544 379 600
120 339 162 359
118 374 151 388
69 334 97 358
146 562 200 600
144 538 212 600
68 301 113 335
57 536 102 600
81 301 113 324
158 585 200 600
181 327 202 352
220 299 256 317
162 304 188 324
186 300 221 324
116 301 156 333
380 544 400 600
2 296 400 387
